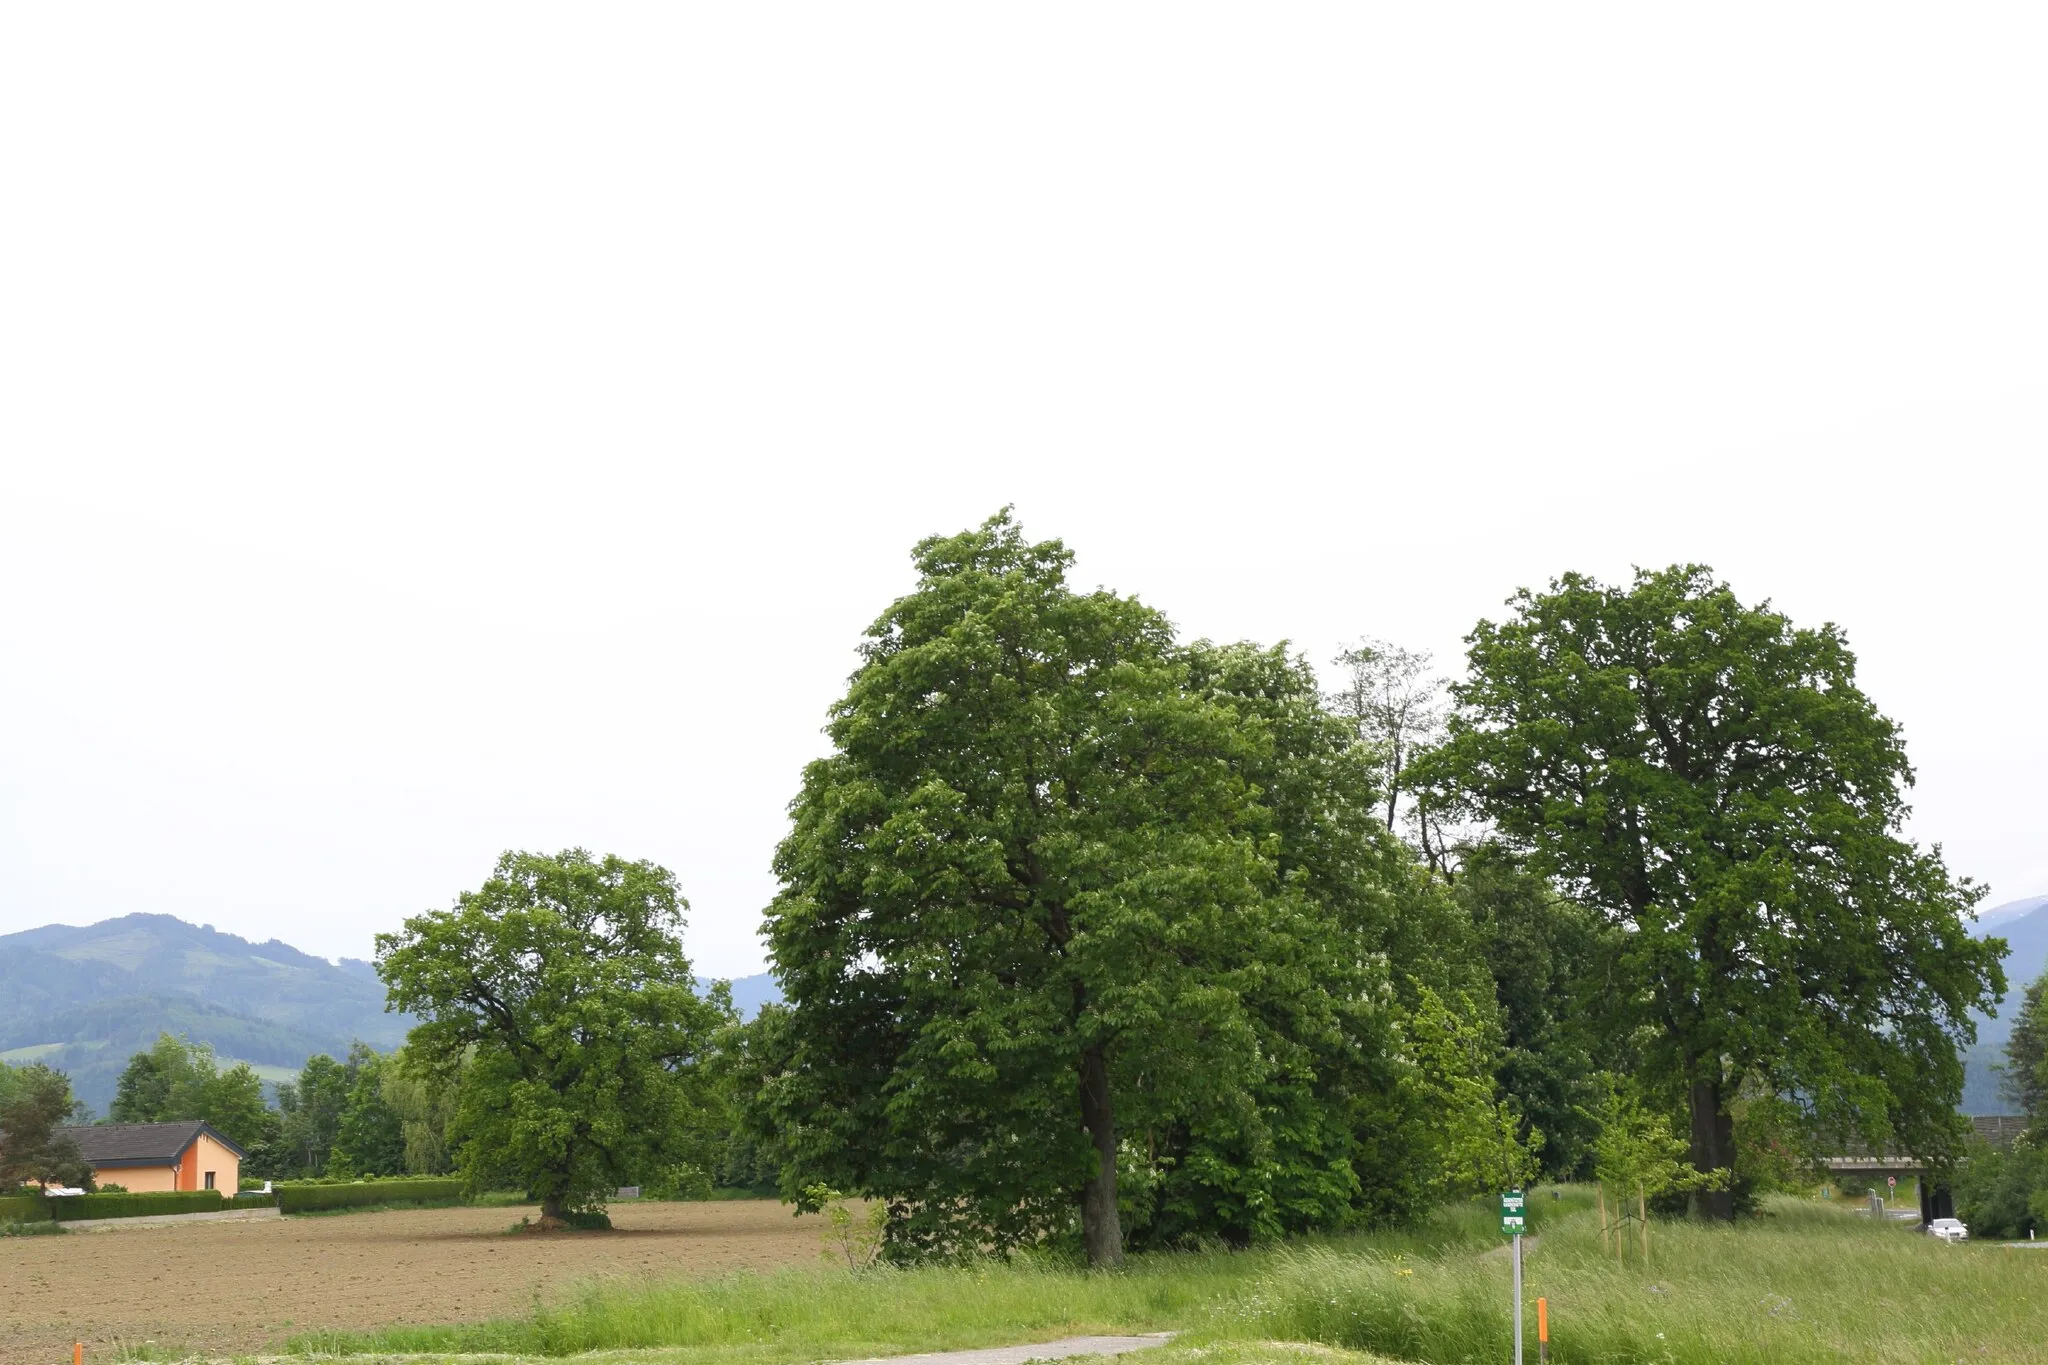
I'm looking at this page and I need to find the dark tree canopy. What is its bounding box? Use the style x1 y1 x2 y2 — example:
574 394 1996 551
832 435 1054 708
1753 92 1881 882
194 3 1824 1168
759 513 1470 1264
109 1033 275 1155
0 1062 92 1190
377 849 729 1222
1451 843 1608 1179
2004 971 2048 1129
1420 565 2004 1214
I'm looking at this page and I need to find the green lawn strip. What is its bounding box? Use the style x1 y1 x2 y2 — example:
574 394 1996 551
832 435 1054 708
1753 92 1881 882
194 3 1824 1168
1219 1198 2048 1364
283 1194 2048 1365
283 1204 1501 1361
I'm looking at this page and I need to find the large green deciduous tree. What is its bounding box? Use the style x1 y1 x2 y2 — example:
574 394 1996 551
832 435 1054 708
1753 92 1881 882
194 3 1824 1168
330 1048 408 1177
760 514 1445 1265
0 1063 91 1190
108 1033 275 1154
377 849 728 1222
1420 566 2004 1216
1451 844 1609 1179
276 1051 354 1176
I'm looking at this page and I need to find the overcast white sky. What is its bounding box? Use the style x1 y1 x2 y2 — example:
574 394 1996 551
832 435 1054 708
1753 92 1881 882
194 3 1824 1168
3 7 2044 978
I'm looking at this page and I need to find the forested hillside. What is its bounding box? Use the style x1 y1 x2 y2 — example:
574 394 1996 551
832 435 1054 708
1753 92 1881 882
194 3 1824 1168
1963 897 2048 1111
0 914 405 1112
0 912 779 1114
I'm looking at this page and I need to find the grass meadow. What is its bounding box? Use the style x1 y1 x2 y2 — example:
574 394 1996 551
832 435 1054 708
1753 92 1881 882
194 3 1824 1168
285 1190 2048 1365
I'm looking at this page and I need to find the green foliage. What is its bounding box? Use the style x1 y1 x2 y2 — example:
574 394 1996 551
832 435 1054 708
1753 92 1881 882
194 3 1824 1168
1136 642 1493 1247
0 1061 92 1189
330 1048 407 1177
0 1218 65 1236
805 1183 888 1271
1400 986 1541 1197
1418 565 2005 1209
2003 970 2048 1127
377 1043 462 1175
692 1005 787 1198
291 1195 2048 1365
108 1032 275 1154
1225 1198 2046 1364
1450 845 1607 1178
50 1189 225 1220
377 848 730 1220
761 514 1444 1265
1591 1081 1726 1252
272 1177 464 1213
274 1049 358 1177
1953 1138 2047 1239
1729 1089 1816 1196
0 1193 53 1222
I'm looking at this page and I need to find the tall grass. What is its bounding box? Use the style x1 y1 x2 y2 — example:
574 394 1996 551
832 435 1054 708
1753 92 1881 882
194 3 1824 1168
1226 1197 2048 1363
290 1211 1500 1360
291 1192 2048 1364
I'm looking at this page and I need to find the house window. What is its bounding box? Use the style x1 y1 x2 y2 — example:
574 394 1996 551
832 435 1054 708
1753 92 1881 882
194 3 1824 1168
204 1171 216 1190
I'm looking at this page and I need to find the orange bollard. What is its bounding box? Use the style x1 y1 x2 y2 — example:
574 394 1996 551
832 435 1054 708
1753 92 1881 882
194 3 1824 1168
75 1345 83 1365
1536 1298 1548 1364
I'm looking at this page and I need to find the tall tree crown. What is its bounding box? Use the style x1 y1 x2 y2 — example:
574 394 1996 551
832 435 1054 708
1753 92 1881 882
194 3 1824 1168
1424 565 2003 1173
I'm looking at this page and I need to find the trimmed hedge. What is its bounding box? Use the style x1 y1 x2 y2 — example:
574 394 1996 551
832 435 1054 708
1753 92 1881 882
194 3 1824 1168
275 1179 464 1213
0 1194 53 1223
51 1190 227 1221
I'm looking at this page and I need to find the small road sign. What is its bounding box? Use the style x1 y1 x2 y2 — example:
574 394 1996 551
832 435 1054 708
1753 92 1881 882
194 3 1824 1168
1887 1175 1898 1193
1502 1190 1527 1365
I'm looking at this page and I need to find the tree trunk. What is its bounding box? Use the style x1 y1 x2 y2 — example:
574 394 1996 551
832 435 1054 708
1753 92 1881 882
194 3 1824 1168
1077 1044 1124 1269
541 1193 566 1222
1687 1076 1736 1220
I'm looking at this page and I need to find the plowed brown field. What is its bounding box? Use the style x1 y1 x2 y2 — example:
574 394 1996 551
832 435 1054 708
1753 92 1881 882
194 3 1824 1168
2 1200 825 1364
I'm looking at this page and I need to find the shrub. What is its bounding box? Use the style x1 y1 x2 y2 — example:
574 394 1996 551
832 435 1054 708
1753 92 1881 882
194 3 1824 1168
1 1220 65 1237
50 1190 226 1221
1952 1142 2047 1240
0 1194 51 1223
274 1178 464 1213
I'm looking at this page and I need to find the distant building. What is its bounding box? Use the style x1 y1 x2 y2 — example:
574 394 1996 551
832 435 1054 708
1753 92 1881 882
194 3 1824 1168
63 1122 243 1193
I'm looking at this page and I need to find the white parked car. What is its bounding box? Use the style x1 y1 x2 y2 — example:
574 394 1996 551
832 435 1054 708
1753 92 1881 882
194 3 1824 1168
1926 1217 1969 1242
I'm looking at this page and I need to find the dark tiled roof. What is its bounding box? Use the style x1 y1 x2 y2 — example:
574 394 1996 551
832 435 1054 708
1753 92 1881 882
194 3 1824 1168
61 1121 247 1167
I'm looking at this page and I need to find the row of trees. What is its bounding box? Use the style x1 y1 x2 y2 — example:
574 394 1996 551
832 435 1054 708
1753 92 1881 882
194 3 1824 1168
8 511 2013 1267
95 1034 451 1183
739 514 2004 1260
1955 976 2048 1236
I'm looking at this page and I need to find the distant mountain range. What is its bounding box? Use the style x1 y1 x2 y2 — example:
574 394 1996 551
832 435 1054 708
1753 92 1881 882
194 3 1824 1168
8 900 2035 1119
0 913 781 1115
1962 895 2048 1112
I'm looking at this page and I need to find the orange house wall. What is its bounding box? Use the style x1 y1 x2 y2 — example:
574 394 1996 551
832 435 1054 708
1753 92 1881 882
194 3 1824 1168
92 1163 179 1192
89 1133 241 1196
187 1132 239 1193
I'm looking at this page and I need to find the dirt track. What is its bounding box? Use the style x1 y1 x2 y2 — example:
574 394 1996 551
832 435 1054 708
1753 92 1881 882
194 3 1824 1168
1 1199 826 1364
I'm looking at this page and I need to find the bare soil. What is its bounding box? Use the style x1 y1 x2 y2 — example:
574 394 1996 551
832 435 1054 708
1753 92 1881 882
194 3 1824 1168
2 1199 826 1364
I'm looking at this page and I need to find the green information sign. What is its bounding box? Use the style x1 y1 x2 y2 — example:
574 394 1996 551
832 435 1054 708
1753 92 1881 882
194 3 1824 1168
1499 1188 1526 1236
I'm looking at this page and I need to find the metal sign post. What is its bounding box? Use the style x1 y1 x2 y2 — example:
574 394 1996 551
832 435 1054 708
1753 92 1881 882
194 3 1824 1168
1501 1189 1527 1364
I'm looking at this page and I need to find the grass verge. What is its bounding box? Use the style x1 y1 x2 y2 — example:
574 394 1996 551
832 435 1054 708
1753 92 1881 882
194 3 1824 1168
285 1192 2048 1364
0 1219 65 1236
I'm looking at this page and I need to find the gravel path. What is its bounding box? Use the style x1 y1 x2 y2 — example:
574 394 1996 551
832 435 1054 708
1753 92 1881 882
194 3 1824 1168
835 1335 1175 1365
